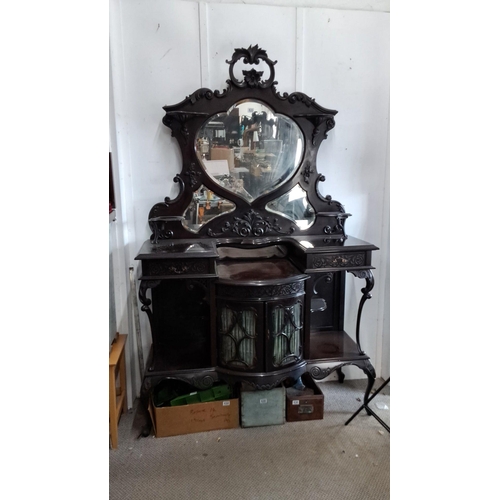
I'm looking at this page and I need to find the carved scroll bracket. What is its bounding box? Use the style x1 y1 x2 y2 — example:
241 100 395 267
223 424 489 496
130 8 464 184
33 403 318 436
312 272 333 295
162 111 208 143
173 373 218 390
348 269 375 354
149 217 179 244
322 213 351 240
294 113 337 146
315 174 346 213
308 359 376 405
138 280 161 348
164 174 185 207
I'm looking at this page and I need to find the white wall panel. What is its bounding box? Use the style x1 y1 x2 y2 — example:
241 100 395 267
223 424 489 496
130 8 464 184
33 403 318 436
179 0 390 12
302 9 389 377
303 9 389 240
117 0 202 246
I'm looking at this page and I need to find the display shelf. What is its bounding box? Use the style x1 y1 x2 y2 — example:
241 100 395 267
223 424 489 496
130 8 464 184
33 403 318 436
308 330 368 362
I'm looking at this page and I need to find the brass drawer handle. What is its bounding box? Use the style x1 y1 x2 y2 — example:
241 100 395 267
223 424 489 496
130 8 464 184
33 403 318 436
168 265 188 274
333 256 348 265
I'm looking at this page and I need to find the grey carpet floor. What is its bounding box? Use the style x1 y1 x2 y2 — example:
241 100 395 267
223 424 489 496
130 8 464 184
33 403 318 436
109 378 389 500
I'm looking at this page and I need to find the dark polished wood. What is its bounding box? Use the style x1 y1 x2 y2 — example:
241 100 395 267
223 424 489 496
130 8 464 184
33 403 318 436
217 259 306 284
309 330 368 361
135 46 379 434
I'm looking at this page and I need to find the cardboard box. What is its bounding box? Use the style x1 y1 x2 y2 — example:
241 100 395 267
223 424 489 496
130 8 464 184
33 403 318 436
149 397 239 438
240 384 285 428
286 372 324 422
210 147 235 170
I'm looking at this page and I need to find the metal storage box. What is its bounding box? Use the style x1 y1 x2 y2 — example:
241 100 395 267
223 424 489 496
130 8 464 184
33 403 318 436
240 384 285 428
286 372 324 422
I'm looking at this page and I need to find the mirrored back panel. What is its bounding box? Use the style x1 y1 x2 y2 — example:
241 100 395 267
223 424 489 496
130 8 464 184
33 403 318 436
195 100 304 203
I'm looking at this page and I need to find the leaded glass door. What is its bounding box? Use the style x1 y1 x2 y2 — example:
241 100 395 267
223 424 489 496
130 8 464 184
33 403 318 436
216 301 265 372
266 297 304 371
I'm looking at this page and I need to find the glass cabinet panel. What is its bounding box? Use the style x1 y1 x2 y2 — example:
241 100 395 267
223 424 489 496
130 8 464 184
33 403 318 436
218 305 259 370
268 300 303 368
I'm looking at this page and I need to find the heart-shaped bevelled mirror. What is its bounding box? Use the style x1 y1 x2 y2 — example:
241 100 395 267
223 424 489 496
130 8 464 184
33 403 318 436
195 100 304 203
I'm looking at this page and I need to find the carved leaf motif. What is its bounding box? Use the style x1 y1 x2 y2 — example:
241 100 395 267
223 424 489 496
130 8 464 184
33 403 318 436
245 44 268 63
208 209 295 237
227 45 270 65
184 163 201 188
302 162 315 184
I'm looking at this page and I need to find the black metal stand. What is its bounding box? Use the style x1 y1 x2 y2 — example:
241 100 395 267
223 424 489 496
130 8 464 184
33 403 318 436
345 377 390 433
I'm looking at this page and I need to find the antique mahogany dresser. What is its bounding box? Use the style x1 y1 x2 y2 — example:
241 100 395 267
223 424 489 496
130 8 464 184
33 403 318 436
135 45 379 432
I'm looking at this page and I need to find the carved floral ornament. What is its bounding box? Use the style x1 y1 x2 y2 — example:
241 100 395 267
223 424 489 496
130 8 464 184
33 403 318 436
312 253 365 269
226 45 277 89
207 209 296 238
217 281 305 300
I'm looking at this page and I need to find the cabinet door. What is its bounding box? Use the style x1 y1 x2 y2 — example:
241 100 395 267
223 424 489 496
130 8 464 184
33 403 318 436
151 279 212 371
216 301 264 372
266 297 304 371
308 271 345 331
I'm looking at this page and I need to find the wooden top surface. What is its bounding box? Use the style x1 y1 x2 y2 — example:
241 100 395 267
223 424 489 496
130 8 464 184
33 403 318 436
217 259 307 285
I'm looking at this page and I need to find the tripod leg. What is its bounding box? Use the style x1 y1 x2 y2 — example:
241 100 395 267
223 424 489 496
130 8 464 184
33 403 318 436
345 377 390 429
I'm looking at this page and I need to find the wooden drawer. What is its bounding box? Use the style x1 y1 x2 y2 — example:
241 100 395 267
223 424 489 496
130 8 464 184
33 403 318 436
286 372 324 422
141 258 215 277
307 252 367 270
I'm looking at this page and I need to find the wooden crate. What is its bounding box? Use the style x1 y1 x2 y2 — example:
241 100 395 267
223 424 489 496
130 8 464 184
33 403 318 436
286 372 324 422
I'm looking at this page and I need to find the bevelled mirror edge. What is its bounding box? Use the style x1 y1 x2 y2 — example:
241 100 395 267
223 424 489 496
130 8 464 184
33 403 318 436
194 99 305 205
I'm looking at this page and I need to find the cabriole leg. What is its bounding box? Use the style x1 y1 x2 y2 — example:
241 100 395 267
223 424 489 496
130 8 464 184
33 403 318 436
348 269 374 355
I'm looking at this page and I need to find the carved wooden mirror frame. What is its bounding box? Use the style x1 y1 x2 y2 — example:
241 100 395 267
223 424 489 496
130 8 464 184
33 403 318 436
148 45 350 244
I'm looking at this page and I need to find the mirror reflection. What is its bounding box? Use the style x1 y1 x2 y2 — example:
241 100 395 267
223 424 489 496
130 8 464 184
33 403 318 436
266 184 316 230
182 184 236 233
195 101 304 202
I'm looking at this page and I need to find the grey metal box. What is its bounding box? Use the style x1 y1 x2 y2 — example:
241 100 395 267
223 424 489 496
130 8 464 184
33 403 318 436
240 384 286 428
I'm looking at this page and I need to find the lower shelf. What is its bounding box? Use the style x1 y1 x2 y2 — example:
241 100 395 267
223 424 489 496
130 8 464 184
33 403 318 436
143 330 368 390
307 330 367 362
